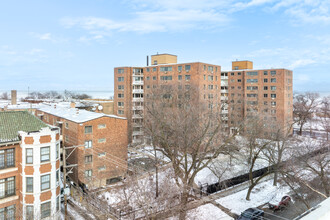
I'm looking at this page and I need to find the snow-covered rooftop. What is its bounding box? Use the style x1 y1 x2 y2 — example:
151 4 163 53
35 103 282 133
37 105 125 123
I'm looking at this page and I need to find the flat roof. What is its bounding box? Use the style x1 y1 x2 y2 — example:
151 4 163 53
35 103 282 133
151 53 177 57
38 106 126 123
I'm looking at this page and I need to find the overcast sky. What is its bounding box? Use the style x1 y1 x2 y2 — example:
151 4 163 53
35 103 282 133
0 0 329 93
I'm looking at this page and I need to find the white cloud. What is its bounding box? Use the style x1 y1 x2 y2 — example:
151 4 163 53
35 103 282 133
39 33 52 40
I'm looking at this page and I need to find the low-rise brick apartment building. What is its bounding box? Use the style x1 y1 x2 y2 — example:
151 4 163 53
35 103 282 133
114 54 293 144
114 54 222 144
0 111 61 219
35 105 128 187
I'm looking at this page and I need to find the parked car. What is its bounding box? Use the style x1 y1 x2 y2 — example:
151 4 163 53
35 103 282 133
267 195 291 211
237 208 264 220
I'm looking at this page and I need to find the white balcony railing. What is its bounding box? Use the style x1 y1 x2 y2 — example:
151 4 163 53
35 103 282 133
132 114 143 119
132 106 143 110
221 90 228 93
132 89 144 94
132 81 143 85
221 76 228 80
221 96 228 101
132 97 144 102
132 131 144 136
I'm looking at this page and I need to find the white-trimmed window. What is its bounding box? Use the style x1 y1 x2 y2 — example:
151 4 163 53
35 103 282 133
26 205 33 220
85 170 92 177
85 155 92 163
26 149 33 164
41 202 51 219
40 147 50 163
56 196 60 212
56 170 59 185
56 143 60 159
0 205 15 220
85 126 92 134
0 177 15 198
0 148 15 169
98 152 106 157
85 140 92 149
98 138 106 143
26 177 33 193
41 174 50 191
98 124 106 129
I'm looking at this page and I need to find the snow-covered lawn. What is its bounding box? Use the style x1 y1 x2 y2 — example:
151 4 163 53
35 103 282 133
168 203 233 220
216 179 291 215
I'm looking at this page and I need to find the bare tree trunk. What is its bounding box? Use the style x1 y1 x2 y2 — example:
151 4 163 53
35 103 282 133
299 124 303 135
179 189 189 220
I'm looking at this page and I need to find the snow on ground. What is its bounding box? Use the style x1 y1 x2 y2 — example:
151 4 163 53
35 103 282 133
216 179 291 215
168 203 233 220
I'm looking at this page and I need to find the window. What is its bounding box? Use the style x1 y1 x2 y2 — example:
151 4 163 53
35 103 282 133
264 94 268 98
0 205 15 220
85 140 92 149
160 76 172 80
247 86 258 90
270 71 276 76
97 124 106 130
0 148 15 169
85 170 92 177
118 69 124 74
85 126 92 134
185 65 191 71
208 75 213 81
85 155 93 163
238 79 242 82
146 68 149 72
118 77 124 82
25 148 33 164
264 71 268 75
57 196 60 212
264 86 268 90
98 166 106 171
271 94 276 98
56 170 59 185
26 177 33 193
247 101 258 105
246 71 258 76
118 110 124 115
247 94 257 97
185 85 191 90
178 75 182 80
153 67 156 72
185 75 191 80
0 177 15 198
208 85 213 90
264 101 268 105
41 174 50 191
271 86 276 90
98 152 106 157
26 205 33 220
40 147 50 163
208 66 213 72
118 93 124 98
152 76 156 80
56 143 59 160
238 72 241 76
271 101 276 106
271 109 276 114
41 202 51 219
118 102 124 107
231 72 234 76
247 79 258 83
146 76 150 80
264 79 268 83
271 78 276 83
178 66 182 71
160 66 172 72
98 138 106 143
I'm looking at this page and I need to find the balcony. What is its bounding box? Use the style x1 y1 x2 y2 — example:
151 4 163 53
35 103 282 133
221 80 228 86
221 110 228 114
221 96 228 101
132 89 144 94
132 131 144 136
132 81 143 85
132 97 144 102
221 89 228 93
221 76 228 80
132 106 143 110
132 114 143 119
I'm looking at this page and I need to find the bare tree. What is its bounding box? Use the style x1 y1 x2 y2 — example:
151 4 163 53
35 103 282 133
144 84 236 219
239 114 274 200
0 92 9 100
319 96 330 140
293 92 319 135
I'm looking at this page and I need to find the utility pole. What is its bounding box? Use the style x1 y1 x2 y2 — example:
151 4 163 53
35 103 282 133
62 144 82 219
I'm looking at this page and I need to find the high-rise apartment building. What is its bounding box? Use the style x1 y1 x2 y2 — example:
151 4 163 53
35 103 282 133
114 55 293 144
114 54 221 144
221 61 293 134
